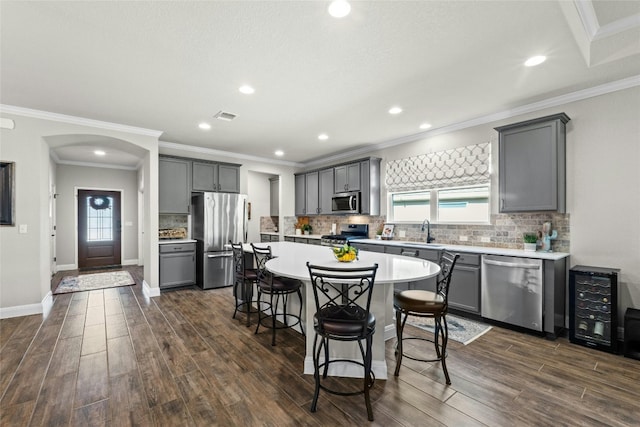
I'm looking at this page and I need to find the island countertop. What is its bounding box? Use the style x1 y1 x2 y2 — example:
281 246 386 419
245 241 440 284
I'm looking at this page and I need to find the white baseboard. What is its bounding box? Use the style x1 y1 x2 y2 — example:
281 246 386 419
57 264 77 271
143 280 160 298
0 291 54 319
384 323 396 341
123 259 139 266
41 292 53 318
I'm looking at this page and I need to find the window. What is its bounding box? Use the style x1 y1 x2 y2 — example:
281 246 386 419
437 186 489 223
389 185 489 223
391 191 430 222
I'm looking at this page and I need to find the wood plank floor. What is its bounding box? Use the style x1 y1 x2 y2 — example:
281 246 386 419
1 266 638 426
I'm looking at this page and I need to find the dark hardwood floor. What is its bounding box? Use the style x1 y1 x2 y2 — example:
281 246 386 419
1 266 638 426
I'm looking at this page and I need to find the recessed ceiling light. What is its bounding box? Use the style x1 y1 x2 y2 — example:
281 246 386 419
525 55 546 67
419 123 432 130
239 85 255 95
389 106 403 115
94 150 106 156
275 150 284 157
199 122 211 130
328 0 351 18
318 133 329 141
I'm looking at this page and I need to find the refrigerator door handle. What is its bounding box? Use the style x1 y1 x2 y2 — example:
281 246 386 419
207 253 233 258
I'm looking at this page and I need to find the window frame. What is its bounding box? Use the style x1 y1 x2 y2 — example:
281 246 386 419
387 184 490 225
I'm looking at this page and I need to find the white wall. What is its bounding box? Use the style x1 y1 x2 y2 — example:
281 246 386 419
361 87 640 319
0 112 159 317
246 171 276 243
55 164 139 268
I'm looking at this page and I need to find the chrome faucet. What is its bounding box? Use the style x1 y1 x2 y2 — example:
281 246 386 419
421 219 435 243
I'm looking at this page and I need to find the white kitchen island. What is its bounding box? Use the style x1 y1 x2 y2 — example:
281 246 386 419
244 241 440 380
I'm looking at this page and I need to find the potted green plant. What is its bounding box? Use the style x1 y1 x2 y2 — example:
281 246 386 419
523 233 538 252
301 224 313 235
376 225 383 240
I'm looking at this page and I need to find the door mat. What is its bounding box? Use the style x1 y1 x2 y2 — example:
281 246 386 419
406 314 492 345
53 271 135 294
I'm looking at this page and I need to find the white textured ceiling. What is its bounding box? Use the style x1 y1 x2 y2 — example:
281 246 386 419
1 1 639 167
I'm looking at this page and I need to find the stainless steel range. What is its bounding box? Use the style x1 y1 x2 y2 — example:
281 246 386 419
320 224 369 247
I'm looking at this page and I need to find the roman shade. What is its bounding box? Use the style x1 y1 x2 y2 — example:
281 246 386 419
385 142 490 192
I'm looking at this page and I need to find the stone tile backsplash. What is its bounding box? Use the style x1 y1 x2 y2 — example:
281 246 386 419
276 212 570 252
159 214 188 229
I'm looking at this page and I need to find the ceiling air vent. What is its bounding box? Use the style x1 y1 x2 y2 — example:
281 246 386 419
213 111 237 121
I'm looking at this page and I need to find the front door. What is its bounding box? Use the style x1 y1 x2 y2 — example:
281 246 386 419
78 189 122 269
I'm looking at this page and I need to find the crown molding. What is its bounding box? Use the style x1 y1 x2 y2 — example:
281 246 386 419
0 104 163 138
305 75 640 167
55 159 138 171
158 140 303 168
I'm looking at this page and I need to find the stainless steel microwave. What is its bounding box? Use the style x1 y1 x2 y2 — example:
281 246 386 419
332 192 360 214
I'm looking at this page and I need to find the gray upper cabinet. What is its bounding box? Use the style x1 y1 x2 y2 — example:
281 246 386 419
305 171 319 215
496 113 570 212
191 161 240 193
318 168 334 214
295 169 333 215
159 157 191 214
269 178 279 216
218 164 240 193
294 174 306 216
334 162 361 193
192 162 216 192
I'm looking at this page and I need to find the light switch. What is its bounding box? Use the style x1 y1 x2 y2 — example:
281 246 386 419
398 230 406 238
125 221 133 226
19 224 28 234
459 235 468 241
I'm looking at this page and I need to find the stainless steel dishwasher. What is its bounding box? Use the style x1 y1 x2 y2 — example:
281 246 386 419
481 255 543 331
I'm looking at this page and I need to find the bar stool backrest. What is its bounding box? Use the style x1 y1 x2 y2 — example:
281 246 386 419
436 251 460 307
306 263 378 336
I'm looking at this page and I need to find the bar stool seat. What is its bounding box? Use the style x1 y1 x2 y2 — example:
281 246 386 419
394 251 459 385
307 262 379 421
251 243 304 346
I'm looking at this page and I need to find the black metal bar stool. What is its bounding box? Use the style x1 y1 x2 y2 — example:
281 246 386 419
306 262 379 421
251 243 305 346
394 251 459 384
230 242 259 327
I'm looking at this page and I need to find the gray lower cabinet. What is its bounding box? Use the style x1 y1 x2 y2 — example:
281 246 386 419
260 233 280 243
385 246 441 293
448 252 481 314
351 242 385 253
159 243 196 289
285 236 295 242
159 157 191 214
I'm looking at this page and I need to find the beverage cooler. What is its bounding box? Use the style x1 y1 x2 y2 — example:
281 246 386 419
569 265 619 353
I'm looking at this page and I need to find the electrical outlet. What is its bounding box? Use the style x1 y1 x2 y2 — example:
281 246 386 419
481 236 491 243
399 230 406 238
19 224 28 234
459 235 468 242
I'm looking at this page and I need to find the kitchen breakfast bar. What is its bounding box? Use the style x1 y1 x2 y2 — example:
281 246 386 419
243 241 441 379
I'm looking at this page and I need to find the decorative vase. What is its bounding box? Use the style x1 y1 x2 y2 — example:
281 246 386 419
295 229 302 236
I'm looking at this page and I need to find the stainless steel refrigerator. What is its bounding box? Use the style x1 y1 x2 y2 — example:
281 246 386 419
191 192 248 289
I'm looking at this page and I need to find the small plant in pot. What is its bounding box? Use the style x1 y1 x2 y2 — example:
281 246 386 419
301 224 312 235
523 233 538 252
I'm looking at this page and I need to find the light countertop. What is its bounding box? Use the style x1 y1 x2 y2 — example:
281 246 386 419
350 238 570 261
244 241 440 284
261 232 323 239
159 239 197 244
